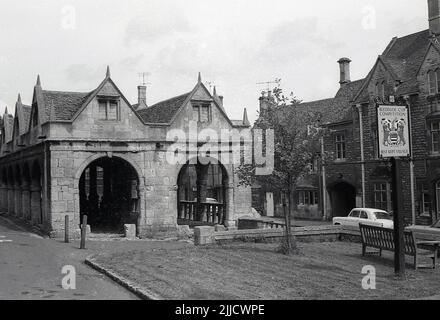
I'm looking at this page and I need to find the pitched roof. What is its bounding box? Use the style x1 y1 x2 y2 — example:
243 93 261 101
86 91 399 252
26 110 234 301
42 90 93 121
354 29 432 103
136 92 191 124
295 79 365 125
22 105 31 128
382 29 430 81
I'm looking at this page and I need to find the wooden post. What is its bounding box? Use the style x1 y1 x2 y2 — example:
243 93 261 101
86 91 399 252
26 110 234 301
64 215 69 243
80 215 87 250
391 157 405 276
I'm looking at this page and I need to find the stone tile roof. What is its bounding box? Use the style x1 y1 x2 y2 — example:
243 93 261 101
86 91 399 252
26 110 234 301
136 92 191 124
295 79 365 126
355 29 432 102
42 90 93 121
22 104 31 132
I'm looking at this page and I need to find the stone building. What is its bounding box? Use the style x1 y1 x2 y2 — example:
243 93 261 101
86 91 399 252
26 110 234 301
0 68 252 238
254 0 440 226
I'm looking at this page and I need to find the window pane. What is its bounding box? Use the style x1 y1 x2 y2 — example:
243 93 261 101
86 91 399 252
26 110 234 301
201 105 210 122
193 106 200 121
108 101 117 120
429 71 437 94
98 101 107 120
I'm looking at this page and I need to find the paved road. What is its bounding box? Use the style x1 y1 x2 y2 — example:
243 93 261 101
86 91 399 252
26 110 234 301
0 214 138 300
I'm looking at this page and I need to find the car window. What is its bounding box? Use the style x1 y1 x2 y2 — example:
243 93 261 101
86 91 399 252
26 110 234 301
433 219 440 228
350 210 360 218
360 211 368 219
374 212 392 220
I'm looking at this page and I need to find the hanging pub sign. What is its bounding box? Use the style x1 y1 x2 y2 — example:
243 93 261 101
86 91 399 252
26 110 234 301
376 105 411 158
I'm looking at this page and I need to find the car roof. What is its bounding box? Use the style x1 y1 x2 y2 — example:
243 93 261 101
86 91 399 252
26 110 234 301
351 208 388 213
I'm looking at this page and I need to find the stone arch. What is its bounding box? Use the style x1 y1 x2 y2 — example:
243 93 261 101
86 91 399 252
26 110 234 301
7 166 15 215
76 155 142 234
21 162 31 220
0 167 8 212
74 153 145 190
14 164 22 217
177 156 230 225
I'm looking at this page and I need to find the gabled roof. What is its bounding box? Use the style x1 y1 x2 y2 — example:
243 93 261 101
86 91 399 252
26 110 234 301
354 29 432 103
134 79 246 127
42 90 93 121
137 92 191 124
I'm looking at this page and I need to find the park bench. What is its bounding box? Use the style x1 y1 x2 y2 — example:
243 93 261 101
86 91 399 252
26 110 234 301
359 223 439 270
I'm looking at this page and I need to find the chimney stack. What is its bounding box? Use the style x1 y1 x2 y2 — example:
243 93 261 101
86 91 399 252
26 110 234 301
428 0 440 35
338 57 351 87
137 85 147 108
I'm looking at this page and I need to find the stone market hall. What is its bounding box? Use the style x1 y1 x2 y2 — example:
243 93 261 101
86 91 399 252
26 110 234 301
0 68 252 238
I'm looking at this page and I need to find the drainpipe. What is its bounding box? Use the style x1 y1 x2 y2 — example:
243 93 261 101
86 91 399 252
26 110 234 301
320 136 327 220
356 104 366 207
404 95 416 226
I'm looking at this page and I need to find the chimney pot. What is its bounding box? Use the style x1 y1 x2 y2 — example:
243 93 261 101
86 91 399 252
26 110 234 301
338 57 352 87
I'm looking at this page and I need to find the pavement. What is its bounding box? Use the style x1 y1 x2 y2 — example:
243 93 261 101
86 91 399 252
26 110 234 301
0 213 189 300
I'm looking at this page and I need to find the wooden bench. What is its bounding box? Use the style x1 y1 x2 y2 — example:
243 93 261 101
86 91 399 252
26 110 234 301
359 223 439 270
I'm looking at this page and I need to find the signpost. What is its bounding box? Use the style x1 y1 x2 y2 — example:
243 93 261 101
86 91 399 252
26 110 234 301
377 104 410 277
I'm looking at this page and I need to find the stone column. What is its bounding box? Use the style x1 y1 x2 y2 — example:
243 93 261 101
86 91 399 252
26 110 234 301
196 164 209 222
0 184 7 213
7 184 14 215
224 183 235 227
15 183 22 218
21 181 31 221
31 185 42 225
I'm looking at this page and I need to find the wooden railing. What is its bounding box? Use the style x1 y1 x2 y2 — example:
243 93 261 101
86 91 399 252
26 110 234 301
179 201 225 225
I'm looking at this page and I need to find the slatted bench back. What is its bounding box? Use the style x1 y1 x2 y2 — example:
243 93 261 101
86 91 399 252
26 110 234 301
359 223 417 256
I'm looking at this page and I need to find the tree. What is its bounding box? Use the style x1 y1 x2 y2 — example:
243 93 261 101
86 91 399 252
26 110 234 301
236 84 323 254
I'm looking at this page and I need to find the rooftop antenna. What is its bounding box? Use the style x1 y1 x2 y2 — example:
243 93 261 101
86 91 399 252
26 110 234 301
256 78 281 94
138 72 151 86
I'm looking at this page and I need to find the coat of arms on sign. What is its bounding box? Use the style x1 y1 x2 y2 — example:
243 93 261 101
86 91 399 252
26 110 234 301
381 118 406 147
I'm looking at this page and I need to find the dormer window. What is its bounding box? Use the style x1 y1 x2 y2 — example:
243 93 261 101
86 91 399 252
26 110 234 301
98 99 119 121
193 104 211 123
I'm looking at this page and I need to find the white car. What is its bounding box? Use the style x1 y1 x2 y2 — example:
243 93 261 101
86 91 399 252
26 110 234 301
333 208 394 229
407 218 440 241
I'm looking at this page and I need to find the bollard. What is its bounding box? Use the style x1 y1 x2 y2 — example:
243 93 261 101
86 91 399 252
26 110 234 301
80 215 87 249
64 215 69 243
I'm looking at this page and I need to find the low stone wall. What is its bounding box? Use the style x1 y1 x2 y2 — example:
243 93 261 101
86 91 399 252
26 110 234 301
194 225 361 246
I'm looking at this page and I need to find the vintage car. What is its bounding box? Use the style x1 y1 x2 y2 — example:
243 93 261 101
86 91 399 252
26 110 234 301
407 218 440 241
332 208 394 229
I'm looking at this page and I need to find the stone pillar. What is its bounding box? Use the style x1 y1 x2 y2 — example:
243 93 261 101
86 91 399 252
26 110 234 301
21 181 31 221
0 184 7 213
7 184 14 215
196 164 209 222
15 183 22 218
31 185 42 225
224 183 235 227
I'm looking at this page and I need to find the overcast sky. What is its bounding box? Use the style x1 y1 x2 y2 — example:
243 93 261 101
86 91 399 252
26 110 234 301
0 0 429 123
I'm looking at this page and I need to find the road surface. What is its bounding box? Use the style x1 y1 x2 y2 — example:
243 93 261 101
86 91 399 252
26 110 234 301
0 214 138 300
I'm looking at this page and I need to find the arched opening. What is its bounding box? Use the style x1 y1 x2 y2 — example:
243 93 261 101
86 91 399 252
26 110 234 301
22 164 31 221
79 157 140 234
328 181 356 218
1 168 8 213
177 158 228 226
14 165 22 218
7 167 15 215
